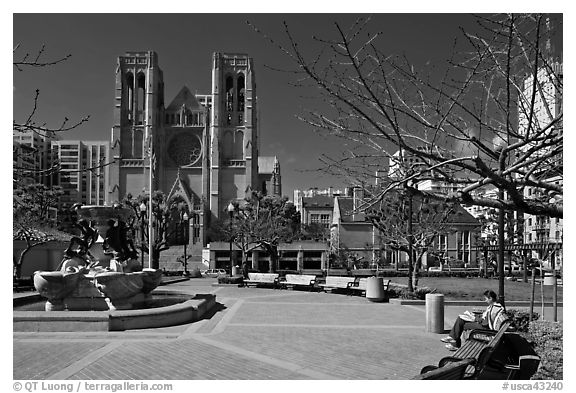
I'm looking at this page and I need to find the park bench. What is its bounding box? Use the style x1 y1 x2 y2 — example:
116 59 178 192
243 273 280 288
412 358 477 380
347 278 391 297
318 276 356 293
279 274 317 291
416 318 514 379
438 320 513 378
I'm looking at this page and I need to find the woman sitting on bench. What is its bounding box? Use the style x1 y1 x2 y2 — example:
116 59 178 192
442 290 504 351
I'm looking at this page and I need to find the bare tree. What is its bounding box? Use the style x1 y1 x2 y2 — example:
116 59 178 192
249 14 562 218
13 44 92 182
367 188 461 291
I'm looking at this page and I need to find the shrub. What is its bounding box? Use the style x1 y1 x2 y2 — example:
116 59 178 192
378 270 483 278
189 267 202 278
217 276 243 285
386 285 435 300
505 309 540 333
520 321 563 380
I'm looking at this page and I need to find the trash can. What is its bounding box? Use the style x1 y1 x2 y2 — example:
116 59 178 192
366 276 385 302
232 265 239 276
425 293 445 333
543 270 555 286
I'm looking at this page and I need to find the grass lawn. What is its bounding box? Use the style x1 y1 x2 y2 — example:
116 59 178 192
384 276 563 302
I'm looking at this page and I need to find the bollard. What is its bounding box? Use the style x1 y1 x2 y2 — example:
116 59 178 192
425 293 445 333
366 277 385 302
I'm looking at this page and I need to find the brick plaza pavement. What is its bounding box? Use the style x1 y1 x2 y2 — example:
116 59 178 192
13 278 558 380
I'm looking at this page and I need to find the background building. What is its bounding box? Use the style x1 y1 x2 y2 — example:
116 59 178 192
518 60 563 265
50 140 110 210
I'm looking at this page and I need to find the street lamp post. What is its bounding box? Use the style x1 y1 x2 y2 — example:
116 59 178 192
139 202 147 270
227 202 236 275
182 211 189 277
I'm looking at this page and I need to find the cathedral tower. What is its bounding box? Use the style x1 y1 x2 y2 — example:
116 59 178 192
210 53 259 218
109 51 164 202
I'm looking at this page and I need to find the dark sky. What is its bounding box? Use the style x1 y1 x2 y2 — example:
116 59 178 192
13 13 506 199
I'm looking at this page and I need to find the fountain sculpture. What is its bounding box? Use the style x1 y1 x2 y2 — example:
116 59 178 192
33 205 162 311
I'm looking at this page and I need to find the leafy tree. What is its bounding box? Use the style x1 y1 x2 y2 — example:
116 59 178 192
122 191 186 269
13 183 68 279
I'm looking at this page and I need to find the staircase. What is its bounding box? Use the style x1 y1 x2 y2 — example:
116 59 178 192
158 244 207 273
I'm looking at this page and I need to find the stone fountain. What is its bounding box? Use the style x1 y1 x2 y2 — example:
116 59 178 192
33 205 162 311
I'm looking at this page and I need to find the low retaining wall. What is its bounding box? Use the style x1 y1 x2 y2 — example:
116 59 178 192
13 292 216 332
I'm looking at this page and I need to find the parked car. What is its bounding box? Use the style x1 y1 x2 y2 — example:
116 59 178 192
201 269 227 277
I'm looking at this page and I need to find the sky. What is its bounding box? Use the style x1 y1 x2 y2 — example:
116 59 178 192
11 9 565 202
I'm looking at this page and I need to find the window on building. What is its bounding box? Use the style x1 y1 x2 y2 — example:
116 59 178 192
136 74 146 125
237 74 245 112
310 214 320 224
320 214 330 228
126 73 134 123
528 218 532 226
528 233 532 242
225 76 234 111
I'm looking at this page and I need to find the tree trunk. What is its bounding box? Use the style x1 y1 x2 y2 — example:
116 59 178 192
269 251 278 273
14 246 32 280
413 254 422 289
406 250 414 292
152 249 161 270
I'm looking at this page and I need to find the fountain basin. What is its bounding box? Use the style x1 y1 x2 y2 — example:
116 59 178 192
13 291 216 332
33 270 84 301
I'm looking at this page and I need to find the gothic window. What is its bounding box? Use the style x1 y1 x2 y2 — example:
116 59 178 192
225 76 234 111
137 73 146 125
222 131 233 159
126 73 134 123
234 131 243 159
226 113 232 126
167 133 203 166
237 74 245 111
238 113 243 124
133 128 143 158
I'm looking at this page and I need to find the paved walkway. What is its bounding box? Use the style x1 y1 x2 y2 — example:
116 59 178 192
12 279 560 380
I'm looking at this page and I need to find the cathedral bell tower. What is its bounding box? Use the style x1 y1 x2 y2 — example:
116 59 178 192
210 53 258 218
109 51 164 203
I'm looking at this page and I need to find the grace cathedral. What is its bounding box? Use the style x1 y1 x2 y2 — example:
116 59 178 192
107 51 281 268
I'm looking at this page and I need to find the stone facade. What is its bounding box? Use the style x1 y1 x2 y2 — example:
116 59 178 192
107 51 281 270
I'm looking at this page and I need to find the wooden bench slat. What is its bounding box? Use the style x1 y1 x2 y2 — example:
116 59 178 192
412 358 476 380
